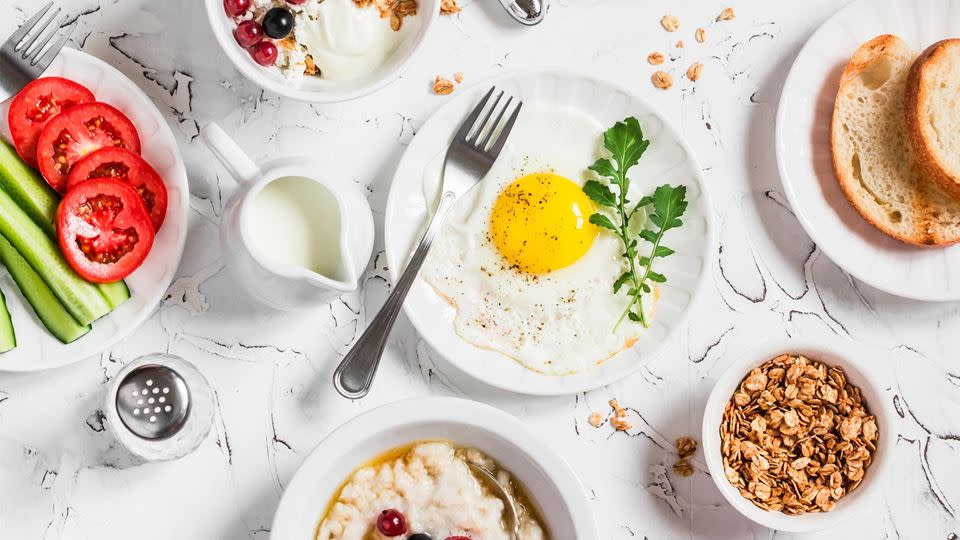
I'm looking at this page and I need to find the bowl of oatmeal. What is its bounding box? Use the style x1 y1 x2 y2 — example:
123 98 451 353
271 397 597 540
205 0 440 102
701 335 894 532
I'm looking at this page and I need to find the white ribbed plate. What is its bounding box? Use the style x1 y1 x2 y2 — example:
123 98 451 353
776 0 960 301
384 71 714 395
0 48 188 372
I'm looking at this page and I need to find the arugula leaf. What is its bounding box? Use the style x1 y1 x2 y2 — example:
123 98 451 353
582 180 617 207
589 213 618 231
580 116 688 331
602 117 650 179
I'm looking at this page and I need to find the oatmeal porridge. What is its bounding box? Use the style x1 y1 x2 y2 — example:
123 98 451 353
316 441 547 540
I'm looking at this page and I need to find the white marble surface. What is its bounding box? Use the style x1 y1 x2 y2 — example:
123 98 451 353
0 0 958 538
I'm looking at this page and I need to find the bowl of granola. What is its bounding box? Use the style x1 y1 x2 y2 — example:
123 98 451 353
205 0 441 102
701 335 894 532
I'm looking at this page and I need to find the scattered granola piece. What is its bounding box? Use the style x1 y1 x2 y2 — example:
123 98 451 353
611 417 632 431
304 55 318 76
687 61 703 82
278 36 297 51
675 40 684 49
588 412 603 428
695 27 706 43
652 71 673 90
717 7 735 21
608 399 627 418
719 354 878 515
390 12 402 31
647 52 665 65
454 71 464 84
676 437 698 459
660 14 680 32
440 0 461 14
432 76 455 95
673 460 694 477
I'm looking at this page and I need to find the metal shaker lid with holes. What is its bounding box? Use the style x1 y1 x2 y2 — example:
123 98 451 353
105 354 214 462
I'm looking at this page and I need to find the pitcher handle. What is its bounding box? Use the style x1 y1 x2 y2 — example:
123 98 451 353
200 122 261 184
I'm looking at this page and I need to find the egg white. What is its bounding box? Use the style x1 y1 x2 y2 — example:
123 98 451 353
420 104 654 375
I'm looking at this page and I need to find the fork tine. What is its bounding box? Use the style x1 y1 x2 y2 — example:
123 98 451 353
7 2 53 47
33 20 75 69
476 96 513 151
18 7 60 56
454 86 495 142
488 101 523 157
467 90 503 144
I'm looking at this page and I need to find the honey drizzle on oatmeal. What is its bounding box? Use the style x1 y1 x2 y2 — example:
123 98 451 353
313 440 549 540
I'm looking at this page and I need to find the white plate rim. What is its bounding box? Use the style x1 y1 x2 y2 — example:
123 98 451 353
0 47 189 372
384 69 716 395
775 0 960 302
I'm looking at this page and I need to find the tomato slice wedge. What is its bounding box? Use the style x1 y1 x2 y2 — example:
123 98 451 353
7 77 95 168
66 147 168 230
57 178 155 283
36 102 142 193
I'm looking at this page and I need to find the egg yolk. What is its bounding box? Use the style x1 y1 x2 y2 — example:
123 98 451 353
489 173 599 274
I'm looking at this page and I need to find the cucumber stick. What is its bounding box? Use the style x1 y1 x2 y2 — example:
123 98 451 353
0 186 110 325
0 288 15 353
0 140 129 310
99 280 131 309
0 141 57 234
0 235 90 343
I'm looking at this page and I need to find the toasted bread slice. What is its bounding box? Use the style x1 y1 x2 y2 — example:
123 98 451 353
831 34 960 246
905 39 960 202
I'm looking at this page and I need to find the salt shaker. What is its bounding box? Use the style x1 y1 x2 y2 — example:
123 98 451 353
104 354 214 462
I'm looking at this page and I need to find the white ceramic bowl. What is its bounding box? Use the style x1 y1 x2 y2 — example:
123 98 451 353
701 335 894 532
271 397 598 540
204 0 439 103
0 48 188 372
384 71 714 395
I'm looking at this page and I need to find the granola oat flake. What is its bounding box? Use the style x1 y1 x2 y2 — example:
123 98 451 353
719 354 879 514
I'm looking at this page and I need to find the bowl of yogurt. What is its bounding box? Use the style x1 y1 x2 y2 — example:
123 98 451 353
271 397 598 540
205 0 440 102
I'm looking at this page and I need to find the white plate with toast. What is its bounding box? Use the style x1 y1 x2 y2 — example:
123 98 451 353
776 0 960 301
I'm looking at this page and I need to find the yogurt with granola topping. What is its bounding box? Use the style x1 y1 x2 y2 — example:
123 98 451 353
316 442 547 540
245 0 417 81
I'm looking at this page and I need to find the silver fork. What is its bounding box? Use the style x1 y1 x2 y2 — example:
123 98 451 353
334 87 523 399
1 2 77 101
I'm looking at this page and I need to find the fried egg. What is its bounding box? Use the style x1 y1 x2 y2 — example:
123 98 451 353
420 104 654 375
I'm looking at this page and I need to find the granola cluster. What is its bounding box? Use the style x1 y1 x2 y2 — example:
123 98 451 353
720 354 879 514
353 0 418 30
672 436 698 477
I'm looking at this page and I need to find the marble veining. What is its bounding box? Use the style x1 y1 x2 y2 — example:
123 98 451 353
0 0 958 538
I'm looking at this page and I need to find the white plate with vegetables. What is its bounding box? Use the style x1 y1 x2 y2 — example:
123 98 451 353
384 71 714 395
0 48 187 372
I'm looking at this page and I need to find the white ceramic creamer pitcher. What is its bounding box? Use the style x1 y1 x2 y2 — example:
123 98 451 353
201 123 373 310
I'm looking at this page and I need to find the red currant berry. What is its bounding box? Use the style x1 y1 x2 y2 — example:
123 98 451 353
234 20 264 48
250 41 278 67
287 0 307 4
223 0 250 17
376 509 406 537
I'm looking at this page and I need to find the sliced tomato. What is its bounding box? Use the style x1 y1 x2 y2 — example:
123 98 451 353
7 77 95 168
67 147 168 230
36 102 142 193
57 178 154 283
